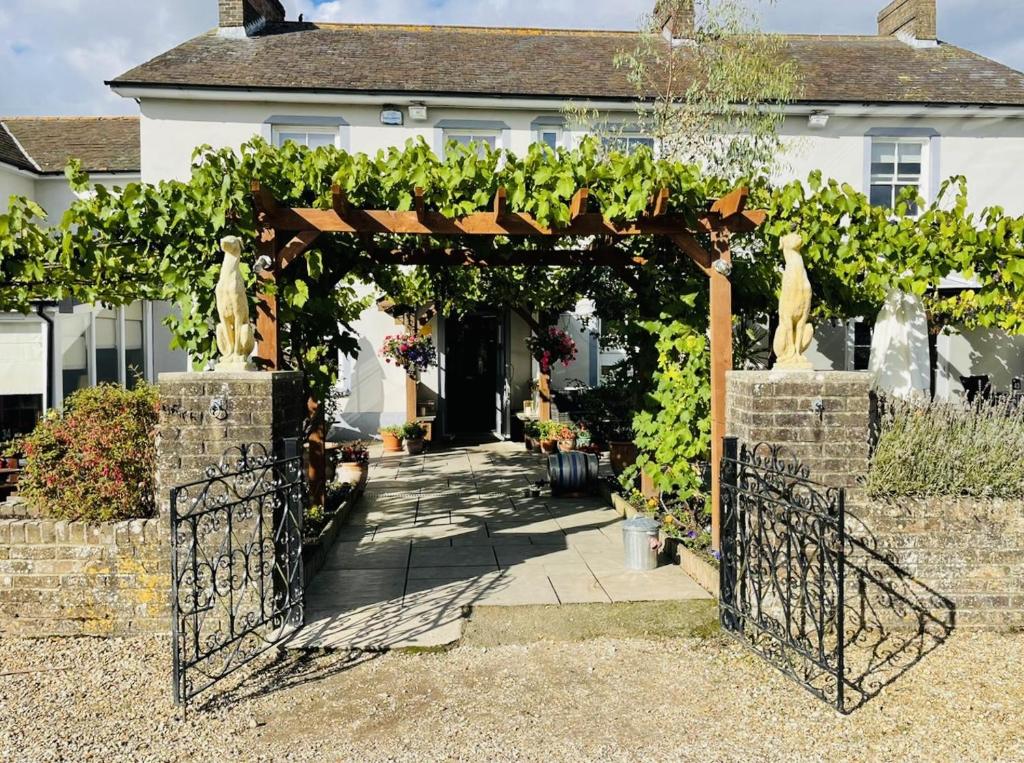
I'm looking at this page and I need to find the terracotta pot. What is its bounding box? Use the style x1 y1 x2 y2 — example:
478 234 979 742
381 431 403 452
406 437 426 455
557 438 576 453
338 461 368 488
608 441 638 477
540 438 558 455
4 458 17 469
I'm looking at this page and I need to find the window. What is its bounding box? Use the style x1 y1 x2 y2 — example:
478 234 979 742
94 306 119 384
870 139 925 214
123 301 146 390
849 319 873 371
537 128 562 150
443 130 498 157
603 135 656 155
273 127 338 150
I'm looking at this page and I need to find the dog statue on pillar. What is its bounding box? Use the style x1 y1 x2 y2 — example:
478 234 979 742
772 232 814 370
215 235 256 371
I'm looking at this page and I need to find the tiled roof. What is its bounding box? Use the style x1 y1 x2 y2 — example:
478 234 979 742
0 122 35 172
108 22 1024 107
0 117 140 175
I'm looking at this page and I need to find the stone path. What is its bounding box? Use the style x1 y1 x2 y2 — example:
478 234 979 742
289 441 710 649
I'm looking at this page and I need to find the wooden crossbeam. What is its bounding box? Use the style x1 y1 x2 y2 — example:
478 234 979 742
569 188 590 220
651 188 670 218
279 231 322 271
493 187 508 220
363 247 649 267
668 233 713 272
710 187 748 219
414 187 427 223
261 206 763 237
332 185 350 218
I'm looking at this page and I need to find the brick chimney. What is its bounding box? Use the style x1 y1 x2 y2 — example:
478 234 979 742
878 0 937 42
654 0 695 40
219 0 286 34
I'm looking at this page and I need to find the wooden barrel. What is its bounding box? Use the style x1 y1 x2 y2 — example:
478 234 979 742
547 452 600 497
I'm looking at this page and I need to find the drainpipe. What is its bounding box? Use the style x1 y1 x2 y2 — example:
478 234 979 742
33 302 56 413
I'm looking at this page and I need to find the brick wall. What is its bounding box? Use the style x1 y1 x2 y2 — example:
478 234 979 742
218 0 286 28
0 517 169 636
849 497 1024 630
726 369 1023 632
877 0 937 40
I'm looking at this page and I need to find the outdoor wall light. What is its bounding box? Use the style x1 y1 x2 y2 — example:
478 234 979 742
808 111 830 129
253 254 273 275
408 104 428 121
713 259 733 277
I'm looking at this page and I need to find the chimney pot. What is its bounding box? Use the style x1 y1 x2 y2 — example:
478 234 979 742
878 0 936 41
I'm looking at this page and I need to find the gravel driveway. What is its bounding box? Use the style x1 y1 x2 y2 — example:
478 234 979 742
2 629 1022 762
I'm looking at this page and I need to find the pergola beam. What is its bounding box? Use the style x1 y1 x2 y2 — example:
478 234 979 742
257 206 762 238
361 247 649 267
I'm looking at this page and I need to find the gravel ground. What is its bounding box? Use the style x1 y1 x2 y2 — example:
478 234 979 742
1 629 1022 762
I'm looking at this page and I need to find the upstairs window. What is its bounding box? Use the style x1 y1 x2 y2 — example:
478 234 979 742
870 139 925 214
273 126 338 149
537 128 562 150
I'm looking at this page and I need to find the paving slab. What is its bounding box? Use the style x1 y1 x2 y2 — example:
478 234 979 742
292 440 710 650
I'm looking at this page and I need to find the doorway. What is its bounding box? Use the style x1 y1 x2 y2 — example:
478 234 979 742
444 311 507 436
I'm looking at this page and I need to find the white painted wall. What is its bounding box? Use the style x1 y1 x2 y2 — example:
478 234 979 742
0 165 35 212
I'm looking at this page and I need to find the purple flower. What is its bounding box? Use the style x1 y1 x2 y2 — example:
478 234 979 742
687 530 697 539
711 549 722 561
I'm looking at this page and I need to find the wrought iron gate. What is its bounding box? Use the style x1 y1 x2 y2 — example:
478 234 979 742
719 437 847 712
170 441 305 707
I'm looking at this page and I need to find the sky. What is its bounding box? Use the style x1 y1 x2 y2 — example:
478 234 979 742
1 0 1022 116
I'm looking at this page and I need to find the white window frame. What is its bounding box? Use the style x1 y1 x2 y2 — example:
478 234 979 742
441 129 500 157
868 136 929 215
272 125 341 149
536 127 563 150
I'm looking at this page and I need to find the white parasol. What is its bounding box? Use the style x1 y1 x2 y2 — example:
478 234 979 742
868 288 931 398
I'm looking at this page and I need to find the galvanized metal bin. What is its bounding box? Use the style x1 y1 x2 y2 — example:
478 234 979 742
622 516 660 571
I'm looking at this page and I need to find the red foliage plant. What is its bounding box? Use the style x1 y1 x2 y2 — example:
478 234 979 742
17 384 159 522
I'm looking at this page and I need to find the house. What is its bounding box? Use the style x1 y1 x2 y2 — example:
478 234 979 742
10 0 1023 440
0 117 186 439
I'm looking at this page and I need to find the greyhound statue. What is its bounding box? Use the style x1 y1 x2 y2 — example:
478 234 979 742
772 232 814 370
214 235 256 371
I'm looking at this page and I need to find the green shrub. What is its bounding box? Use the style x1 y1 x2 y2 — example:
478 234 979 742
18 384 159 521
866 397 1024 499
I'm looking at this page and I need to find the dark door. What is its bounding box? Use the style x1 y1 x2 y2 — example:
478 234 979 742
445 313 501 434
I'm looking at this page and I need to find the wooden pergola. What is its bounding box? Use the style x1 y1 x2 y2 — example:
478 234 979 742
250 181 765 549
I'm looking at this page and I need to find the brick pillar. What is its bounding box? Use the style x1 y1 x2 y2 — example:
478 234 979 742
155 370 305 516
725 370 872 491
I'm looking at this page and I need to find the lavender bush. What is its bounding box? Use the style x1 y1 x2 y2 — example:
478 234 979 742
867 396 1024 499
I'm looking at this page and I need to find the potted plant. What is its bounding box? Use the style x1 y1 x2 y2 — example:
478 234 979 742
380 425 405 453
336 441 369 487
404 421 428 455
556 423 577 453
524 420 541 451
537 420 561 454
608 424 638 477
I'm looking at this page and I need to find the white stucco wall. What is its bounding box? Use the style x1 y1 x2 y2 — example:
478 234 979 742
0 165 35 212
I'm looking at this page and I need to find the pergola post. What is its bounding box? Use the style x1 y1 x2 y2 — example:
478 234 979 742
708 230 733 552
254 230 280 370
538 372 552 422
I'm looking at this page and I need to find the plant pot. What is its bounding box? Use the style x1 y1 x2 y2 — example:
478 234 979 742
4 458 17 469
608 441 638 477
381 432 403 452
338 461 368 489
540 438 558 455
524 435 535 451
406 437 426 455
557 438 576 453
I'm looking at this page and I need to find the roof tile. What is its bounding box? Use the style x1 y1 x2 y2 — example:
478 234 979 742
0 117 140 175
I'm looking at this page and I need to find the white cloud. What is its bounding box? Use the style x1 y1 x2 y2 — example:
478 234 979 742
0 0 1020 117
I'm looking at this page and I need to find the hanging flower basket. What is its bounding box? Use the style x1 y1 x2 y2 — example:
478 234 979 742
380 334 437 377
526 327 577 375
